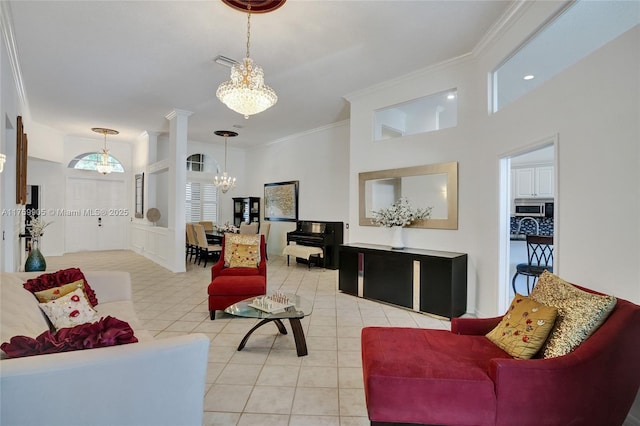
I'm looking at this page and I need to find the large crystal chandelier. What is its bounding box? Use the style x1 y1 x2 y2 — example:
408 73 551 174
213 130 238 193
216 1 277 119
91 127 119 175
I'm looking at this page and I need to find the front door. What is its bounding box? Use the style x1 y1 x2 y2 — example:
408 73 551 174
65 177 127 252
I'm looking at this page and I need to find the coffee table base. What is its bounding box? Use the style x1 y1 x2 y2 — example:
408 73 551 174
238 318 308 357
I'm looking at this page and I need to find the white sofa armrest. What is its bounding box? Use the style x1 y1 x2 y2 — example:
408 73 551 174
0 334 210 426
84 271 132 303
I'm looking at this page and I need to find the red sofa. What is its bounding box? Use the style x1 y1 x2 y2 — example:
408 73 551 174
362 286 640 426
208 235 266 320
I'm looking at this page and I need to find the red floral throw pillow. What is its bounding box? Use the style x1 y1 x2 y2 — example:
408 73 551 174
0 316 137 358
23 268 98 307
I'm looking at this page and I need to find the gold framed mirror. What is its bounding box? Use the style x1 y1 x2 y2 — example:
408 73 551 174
359 162 458 229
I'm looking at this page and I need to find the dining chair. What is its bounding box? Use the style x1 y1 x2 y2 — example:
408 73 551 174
511 235 553 295
239 222 258 234
258 222 271 259
198 221 215 233
193 224 222 267
185 223 198 263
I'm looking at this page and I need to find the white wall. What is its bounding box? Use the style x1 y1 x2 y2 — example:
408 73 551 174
348 3 639 319
25 158 65 256
0 20 22 272
25 121 64 163
244 122 350 256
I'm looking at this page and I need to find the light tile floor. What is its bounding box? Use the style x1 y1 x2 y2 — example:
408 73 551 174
47 250 452 426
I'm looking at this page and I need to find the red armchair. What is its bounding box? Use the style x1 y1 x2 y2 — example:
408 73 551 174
208 235 266 320
362 285 640 426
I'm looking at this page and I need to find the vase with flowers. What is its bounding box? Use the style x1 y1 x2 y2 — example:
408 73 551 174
371 198 432 250
25 215 52 272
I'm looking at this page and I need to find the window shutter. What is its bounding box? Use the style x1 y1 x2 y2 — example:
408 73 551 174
202 183 217 222
186 181 218 222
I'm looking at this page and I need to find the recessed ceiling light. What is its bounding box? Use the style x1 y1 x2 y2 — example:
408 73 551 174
523 74 535 80
446 93 456 100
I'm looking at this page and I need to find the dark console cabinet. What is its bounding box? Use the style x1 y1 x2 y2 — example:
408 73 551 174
233 197 260 228
339 243 467 318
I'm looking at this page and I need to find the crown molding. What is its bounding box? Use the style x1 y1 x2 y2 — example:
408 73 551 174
344 53 472 102
472 0 534 58
260 119 350 149
0 0 28 111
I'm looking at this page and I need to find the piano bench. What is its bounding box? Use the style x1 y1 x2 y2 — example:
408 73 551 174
282 244 324 269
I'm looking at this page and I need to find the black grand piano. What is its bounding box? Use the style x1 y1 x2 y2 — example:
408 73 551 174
286 220 344 270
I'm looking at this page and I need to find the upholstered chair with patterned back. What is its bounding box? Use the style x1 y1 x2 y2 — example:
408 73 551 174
207 234 266 320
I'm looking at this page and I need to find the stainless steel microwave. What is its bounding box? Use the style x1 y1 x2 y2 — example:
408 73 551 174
514 198 554 218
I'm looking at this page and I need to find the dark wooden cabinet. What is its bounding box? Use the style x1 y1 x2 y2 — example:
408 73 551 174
339 243 467 318
233 197 260 228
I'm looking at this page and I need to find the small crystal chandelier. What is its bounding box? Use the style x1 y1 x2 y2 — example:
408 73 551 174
216 1 277 119
213 130 238 193
91 127 119 175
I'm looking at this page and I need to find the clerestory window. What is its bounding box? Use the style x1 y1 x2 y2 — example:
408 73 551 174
68 152 124 173
492 0 639 112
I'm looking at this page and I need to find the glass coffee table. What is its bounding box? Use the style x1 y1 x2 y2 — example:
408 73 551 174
224 293 313 356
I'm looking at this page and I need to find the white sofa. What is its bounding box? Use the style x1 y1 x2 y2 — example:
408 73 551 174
0 271 210 426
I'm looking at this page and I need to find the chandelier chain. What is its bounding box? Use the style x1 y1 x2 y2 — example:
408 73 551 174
246 2 251 59
224 135 228 172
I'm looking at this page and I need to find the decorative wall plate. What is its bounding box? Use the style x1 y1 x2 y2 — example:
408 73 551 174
146 208 161 223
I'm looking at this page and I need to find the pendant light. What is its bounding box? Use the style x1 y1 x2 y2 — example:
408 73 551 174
213 130 238 193
91 127 119 175
216 0 278 119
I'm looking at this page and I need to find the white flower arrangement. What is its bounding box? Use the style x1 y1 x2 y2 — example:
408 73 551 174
216 221 239 233
371 197 432 228
27 215 52 238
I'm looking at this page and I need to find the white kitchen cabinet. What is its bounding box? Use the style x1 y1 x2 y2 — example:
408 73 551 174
535 166 554 198
514 165 554 198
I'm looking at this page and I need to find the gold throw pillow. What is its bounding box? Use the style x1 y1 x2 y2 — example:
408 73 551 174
486 294 558 359
33 279 86 303
229 243 259 268
530 271 617 358
224 234 261 267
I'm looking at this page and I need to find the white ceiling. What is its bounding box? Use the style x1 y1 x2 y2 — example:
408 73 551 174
6 0 512 148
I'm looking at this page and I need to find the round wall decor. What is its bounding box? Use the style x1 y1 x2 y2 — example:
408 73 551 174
146 208 161 224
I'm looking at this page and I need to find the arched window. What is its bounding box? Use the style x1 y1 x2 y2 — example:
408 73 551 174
187 153 217 173
68 152 124 173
